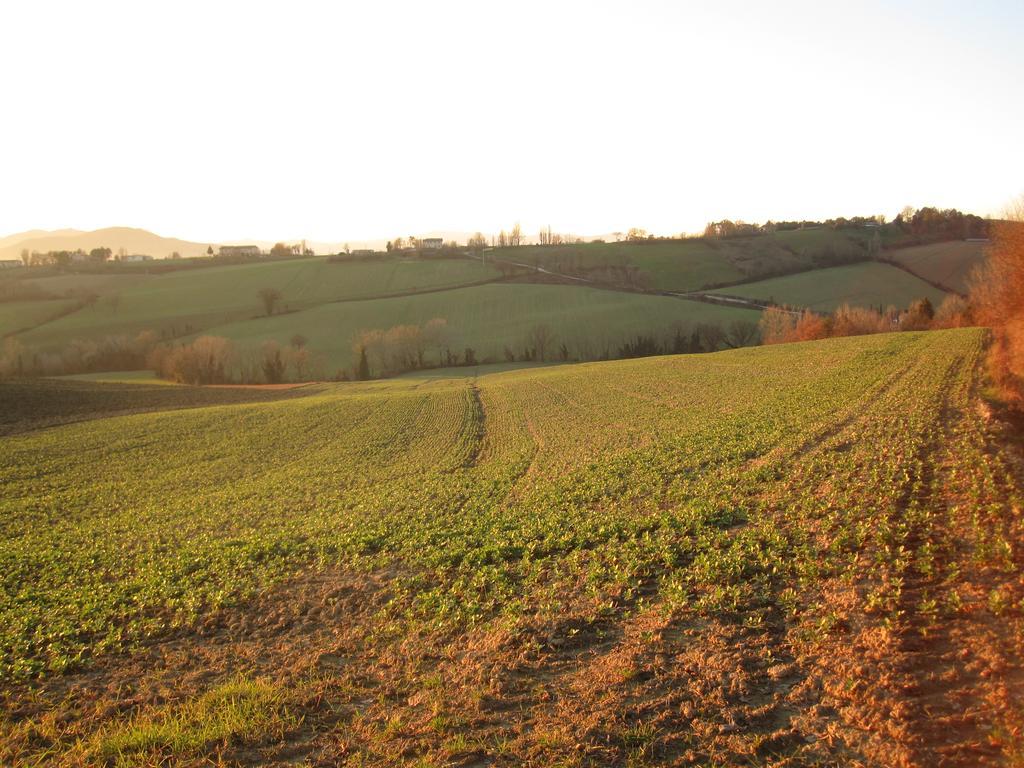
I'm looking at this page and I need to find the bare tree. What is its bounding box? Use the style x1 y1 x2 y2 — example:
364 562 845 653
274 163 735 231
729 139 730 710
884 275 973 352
723 320 759 348
261 340 286 383
527 324 556 361
258 288 283 316
696 323 726 351
352 328 386 377
422 317 449 365
510 222 523 247
573 336 595 362
155 336 234 384
759 307 796 345
383 324 422 371
290 347 310 380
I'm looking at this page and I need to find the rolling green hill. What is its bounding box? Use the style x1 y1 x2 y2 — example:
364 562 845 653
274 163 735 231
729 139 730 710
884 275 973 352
3 231 987 381
494 227 871 291
14 256 503 351
19 272 149 298
199 282 761 374
494 240 745 290
723 261 948 311
0 299 79 337
2 329 1020 765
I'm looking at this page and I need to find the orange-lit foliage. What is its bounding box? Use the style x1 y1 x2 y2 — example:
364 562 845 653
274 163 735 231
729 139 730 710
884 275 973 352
759 308 829 344
970 199 1024 400
901 298 936 330
761 309 831 344
759 306 796 345
932 295 972 329
760 294 967 348
792 310 830 341
148 335 234 385
832 304 889 337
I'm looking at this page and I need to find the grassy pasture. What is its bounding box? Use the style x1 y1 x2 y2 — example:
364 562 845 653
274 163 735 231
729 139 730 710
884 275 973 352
723 261 948 311
497 228 870 290
18 272 149 298
0 299 79 336
2 329 1022 765
495 241 745 290
726 226 869 275
198 282 762 374
886 240 988 293
14 256 501 351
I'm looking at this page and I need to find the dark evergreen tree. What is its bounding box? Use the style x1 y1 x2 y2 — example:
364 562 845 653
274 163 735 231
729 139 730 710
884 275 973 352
356 347 370 380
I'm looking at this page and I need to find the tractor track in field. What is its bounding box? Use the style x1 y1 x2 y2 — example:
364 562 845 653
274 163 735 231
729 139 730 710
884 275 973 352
887 349 1024 767
743 363 909 475
462 380 487 469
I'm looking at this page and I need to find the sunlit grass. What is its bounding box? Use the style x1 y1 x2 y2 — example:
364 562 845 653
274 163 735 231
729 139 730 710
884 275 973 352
87 676 295 765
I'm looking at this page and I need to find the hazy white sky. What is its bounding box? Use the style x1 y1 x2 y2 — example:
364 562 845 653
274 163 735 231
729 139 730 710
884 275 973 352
2 0 1022 243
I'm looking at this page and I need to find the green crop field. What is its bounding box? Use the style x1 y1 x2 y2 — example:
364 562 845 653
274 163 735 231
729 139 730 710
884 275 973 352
495 241 745 290
14 256 502 351
0 377 313 436
732 227 869 274
495 228 871 291
18 272 149 298
2 328 1022 766
3 232 940 378
723 261 948 312
887 240 989 293
199 282 762 374
0 299 78 336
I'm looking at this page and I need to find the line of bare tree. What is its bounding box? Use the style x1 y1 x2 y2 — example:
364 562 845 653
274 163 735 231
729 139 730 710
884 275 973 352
759 294 970 345
351 319 453 379
344 317 765 381
0 329 326 385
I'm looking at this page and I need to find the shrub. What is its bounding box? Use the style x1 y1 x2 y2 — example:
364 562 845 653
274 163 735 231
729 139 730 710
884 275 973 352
970 201 1024 400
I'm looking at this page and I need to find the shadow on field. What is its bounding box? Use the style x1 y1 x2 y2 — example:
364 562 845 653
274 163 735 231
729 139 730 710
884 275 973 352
0 379 318 436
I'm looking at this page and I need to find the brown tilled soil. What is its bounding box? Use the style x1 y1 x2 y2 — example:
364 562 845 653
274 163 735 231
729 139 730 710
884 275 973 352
3 394 1024 766
5 537 1020 768
2 566 838 767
